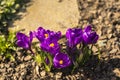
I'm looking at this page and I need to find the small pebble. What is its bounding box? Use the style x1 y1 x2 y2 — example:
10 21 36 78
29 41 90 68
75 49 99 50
24 55 32 61
110 49 118 54
20 64 25 69
55 72 62 79
35 66 39 75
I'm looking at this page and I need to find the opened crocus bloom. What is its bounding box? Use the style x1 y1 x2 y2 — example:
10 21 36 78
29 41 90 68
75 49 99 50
40 38 60 56
35 27 61 42
82 25 99 44
53 53 71 68
16 31 34 49
66 28 83 48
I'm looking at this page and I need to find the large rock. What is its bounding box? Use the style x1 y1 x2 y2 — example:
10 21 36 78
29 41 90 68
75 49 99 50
10 0 79 35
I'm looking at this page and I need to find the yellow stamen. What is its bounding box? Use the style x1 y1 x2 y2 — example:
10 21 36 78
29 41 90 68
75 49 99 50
44 34 48 38
49 43 54 47
59 60 63 64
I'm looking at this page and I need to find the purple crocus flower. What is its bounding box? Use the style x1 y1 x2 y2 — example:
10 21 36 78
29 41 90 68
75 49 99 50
16 31 35 54
53 53 71 68
82 25 99 44
16 33 29 49
66 28 83 48
16 31 34 49
35 27 61 42
40 38 60 56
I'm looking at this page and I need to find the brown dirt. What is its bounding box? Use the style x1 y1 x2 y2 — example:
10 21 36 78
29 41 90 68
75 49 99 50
1 0 120 80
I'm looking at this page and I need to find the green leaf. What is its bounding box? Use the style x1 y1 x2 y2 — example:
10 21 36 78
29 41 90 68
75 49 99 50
0 32 16 60
45 65 50 72
11 8 16 13
6 0 15 7
78 46 92 65
34 54 42 64
39 51 53 72
8 31 15 41
5 53 15 61
15 4 20 9
10 55 15 61
78 53 83 63
47 53 53 66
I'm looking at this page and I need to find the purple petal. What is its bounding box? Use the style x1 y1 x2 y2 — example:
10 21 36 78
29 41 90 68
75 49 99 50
16 32 28 40
40 38 60 56
92 35 99 43
29 31 35 42
37 27 44 31
16 32 30 49
53 53 71 68
66 28 83 48
35 27 61 42
82 26 99 44
16 40 29 49
84 25 92 32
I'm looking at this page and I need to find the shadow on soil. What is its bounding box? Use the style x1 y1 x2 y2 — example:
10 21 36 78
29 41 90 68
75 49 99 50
0 0 32 35
80 57 120 80
8 0 33 28
52 55 120 80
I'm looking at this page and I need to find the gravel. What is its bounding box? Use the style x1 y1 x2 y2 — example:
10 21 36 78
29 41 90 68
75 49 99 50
0 0 120 80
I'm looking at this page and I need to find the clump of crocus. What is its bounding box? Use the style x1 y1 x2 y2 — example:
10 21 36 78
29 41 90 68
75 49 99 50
35 27 61 56
16 25 99 72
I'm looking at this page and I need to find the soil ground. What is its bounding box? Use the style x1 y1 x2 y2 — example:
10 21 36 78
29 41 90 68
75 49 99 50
1 0 120 80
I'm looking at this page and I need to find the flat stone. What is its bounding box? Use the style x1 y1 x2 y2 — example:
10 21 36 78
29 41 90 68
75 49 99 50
10 0 79 35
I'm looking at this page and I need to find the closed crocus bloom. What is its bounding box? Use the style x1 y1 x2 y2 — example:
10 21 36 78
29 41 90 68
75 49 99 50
16 32 30 49
49 31 61 41
35 27 61 42
82 25 99 44
29 31 35 43
40 38 60 56
45 57 50 65
16 31 34 49
53 53 71 68
66 28 83 48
